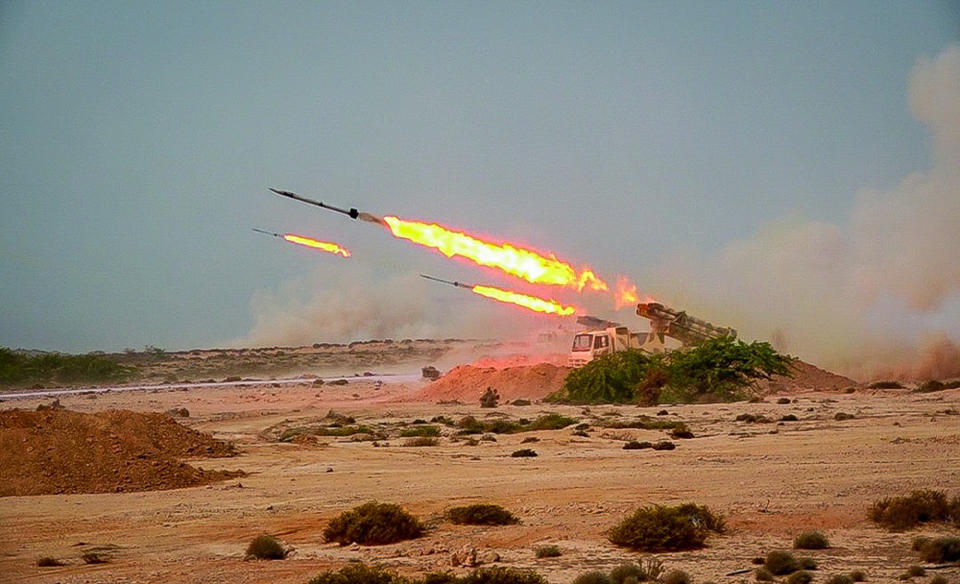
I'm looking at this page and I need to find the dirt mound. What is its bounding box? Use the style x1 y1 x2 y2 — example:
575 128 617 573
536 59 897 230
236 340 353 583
0 409 242 496
416 363 572 402
756 358 857 393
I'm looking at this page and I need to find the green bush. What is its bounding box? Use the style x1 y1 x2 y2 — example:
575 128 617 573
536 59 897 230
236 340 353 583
400 425 441 437
323 502 423 545
572 572 612 584
245 534 286 560
916 536 960 562
533 544 561 558
607 503 724 551
0 347 136 387
794 531 830 549
554 339 790 405
447 504 518 526
764 551 799 575
786 571 812 584
869 490 950 530
526 414 577 430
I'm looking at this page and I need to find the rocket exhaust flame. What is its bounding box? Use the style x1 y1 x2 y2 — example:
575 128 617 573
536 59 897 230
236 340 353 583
420 274 577 316
252 228 351 258
385 216 608 291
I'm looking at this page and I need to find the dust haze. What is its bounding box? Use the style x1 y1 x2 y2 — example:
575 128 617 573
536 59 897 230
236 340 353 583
648 46 960 380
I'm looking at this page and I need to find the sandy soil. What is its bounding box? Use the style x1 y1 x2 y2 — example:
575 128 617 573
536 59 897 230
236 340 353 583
2 373 959 583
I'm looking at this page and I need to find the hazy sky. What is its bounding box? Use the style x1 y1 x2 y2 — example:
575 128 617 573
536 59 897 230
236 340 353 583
1 2 958 368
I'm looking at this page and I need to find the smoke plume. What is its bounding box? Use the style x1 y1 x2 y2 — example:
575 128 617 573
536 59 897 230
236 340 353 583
648 45 960 381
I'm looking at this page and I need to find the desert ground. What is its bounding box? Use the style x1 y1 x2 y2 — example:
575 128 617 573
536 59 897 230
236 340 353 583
1 342 958 584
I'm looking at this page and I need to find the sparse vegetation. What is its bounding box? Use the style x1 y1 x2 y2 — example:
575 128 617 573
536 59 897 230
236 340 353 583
323 502 423 545
245 534 287 560
826 575 854 584
307 565 548 584
400 425 441 437
0 347 136 387
402 437 439 447
755 568 774 581
929 575 947 584
869 490 953 530
652 440 676 450
573 572 612 584
480 387 501 408
670 423 694 439
36 556 64 567
526 413 577 430
764 551 799 575
794 531 830 549
849 570 866 582
868 380 904 389
447 504 518 526
906 565 926 578
914 536 960 562
533 544 561 558
623 440 652 450
511 448 538 458
663 570 691 584
786 571 813 584
607 503 724 551
834 412 855 421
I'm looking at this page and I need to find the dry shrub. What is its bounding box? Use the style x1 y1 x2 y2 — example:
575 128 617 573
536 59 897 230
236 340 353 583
245 534 286 560
456 567 547 584
906 565 926 577
916 536 960 562
400 425 441 437
764 551 799 575
754 568 774 581
793 531 830 549
447 504 518 526
670 423 694 439
403 437 439 447
848 570 866 582
826 576 853 584
663 570 690 584
610 558 663 583
323 502 423 546
511 448 537 458
786 572 812 584
929 576 948 584
608 503 724 551
776 397 792 404
307 563 401 584
36 557 64 567
573 572 612 584
533 544 561 558
652 441 676 451
623 441 652 450
834 412 855 421
868 380 903 389
869 490 950 530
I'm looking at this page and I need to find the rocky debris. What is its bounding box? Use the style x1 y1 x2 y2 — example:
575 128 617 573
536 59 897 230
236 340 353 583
0 408 242 496
450 546 499 567
421 365 441 380
165 407 190 418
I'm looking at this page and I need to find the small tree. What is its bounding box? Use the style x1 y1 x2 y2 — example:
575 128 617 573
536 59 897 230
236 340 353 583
479 387 501 408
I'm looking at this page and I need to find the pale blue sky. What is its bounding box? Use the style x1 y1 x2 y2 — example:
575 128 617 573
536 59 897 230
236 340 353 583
1 1 958 353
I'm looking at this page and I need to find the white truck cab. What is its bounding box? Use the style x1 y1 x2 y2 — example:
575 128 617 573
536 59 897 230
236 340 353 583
568 326 664 367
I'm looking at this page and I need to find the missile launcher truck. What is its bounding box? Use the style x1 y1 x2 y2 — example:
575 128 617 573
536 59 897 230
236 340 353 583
568 302 736 366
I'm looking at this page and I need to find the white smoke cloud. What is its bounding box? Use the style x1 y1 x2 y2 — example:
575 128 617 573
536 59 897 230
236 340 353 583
647 45 960 381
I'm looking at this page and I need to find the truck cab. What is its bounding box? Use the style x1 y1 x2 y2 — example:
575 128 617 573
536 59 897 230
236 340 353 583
568 326 661 367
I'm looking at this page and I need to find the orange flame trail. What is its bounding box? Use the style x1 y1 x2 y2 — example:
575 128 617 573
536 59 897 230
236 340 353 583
614 276 640 309
283 234 351 258
382 216 607 291
470 284 577 316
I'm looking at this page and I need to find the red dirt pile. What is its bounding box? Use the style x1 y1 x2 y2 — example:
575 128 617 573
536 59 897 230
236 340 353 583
0 409 242 496
756 358 857 393
416 362 572 402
